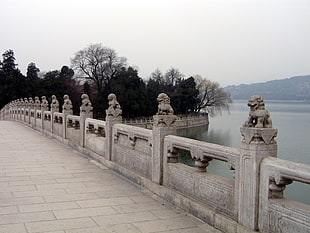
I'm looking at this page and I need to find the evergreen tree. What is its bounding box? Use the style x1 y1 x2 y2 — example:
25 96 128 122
172 77 199 114
25 62 40 96
0 50 25 108
111 67 150 118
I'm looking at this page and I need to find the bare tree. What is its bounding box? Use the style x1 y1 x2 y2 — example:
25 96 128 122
71 44 127 94
194 75 232 116
164 67 184 86
149 68 164 83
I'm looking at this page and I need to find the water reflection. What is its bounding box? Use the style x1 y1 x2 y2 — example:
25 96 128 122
177 125 209 140
177 125 232 146
177 125 234 180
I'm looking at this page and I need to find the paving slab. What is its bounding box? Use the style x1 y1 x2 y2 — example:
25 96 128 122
0 121 221 233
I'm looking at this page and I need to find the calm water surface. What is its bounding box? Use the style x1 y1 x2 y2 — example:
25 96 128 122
178 100 310 205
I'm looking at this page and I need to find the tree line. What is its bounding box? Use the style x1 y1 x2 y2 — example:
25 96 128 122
0 45 232 119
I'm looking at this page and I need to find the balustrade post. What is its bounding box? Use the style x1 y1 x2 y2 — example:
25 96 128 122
62 95 73 139
23 98 29 123
7 104 9 120
13 101 16 120
105 94 122 160
50 95 59 133
33 97 40 129
79 94 93 147
41 96 49 132
152 93 177 185
19 99 23 121
12 101 15 120
28 97 34 126
238 95 278 230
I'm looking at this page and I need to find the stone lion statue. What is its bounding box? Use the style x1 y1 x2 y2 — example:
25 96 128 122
243 95 272 128
106 93 122 119
28 97 34 109
16 99 21 107
41 96 49 111
156 93 174 115
50 95 59 112
34 96 41 110
80 94 93 115
62 94 73 112
24 98 29 108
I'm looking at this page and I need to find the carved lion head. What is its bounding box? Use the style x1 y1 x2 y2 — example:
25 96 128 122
248 95 265 111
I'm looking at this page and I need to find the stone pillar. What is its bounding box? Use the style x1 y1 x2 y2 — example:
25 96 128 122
238 95 277 230
50 95 59 133
79 94 93 147
152 93 177 185
17 99 21 121
24 98 29 123
28 97 34 126
62 95 73 139
34 97 41 129
9 101 14 120
21 98 24 121
41 96 49 132
105 93 122 160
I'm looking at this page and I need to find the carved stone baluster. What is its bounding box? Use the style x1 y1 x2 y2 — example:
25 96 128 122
106 94 122 160
62 95 73 139
50 95 59 133
94 126 103 136
24 98 29 122
152 93 177 184
269 176 293 199
195 158 212 172
239 95 278 230
80 94 93 147
167 148 178 163
34 97 41 126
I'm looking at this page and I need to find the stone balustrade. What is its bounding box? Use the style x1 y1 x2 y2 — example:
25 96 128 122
163 135 240 221
84 118 106 155
122 113 209 129
0 94 309 233
259 157 310 233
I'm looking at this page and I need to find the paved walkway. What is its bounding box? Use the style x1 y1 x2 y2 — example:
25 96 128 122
0 121 221 233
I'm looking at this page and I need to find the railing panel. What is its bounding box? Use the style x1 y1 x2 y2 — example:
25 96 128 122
259 157 310 233
30 109 35 127
85 118 106 156
53 112 63 137
43 111 51 133
66 115 81 146
24 109 30 123
35 110 42 131
112 124 152 179
163 135 240 220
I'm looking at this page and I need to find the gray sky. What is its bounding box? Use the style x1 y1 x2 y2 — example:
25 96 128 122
1 0 309 86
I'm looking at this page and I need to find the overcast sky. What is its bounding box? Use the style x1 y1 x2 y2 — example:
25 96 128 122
1 0 309 86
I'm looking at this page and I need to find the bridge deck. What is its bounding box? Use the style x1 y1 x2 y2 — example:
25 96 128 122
0 121 220 233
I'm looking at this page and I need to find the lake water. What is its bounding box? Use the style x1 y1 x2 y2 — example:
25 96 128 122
177 100 310 205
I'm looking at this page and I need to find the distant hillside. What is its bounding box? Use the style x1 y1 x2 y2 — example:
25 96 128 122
224 75 310 100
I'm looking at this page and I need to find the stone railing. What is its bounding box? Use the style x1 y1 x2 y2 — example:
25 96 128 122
163 135 240 220
0 94 309 233
259 157 310 233
122 113 209 129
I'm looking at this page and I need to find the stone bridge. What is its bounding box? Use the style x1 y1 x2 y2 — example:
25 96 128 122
0 93 309 233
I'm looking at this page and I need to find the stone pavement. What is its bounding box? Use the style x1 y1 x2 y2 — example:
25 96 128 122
0 121 221 233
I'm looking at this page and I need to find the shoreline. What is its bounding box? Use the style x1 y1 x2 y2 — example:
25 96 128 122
233 99 310 103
